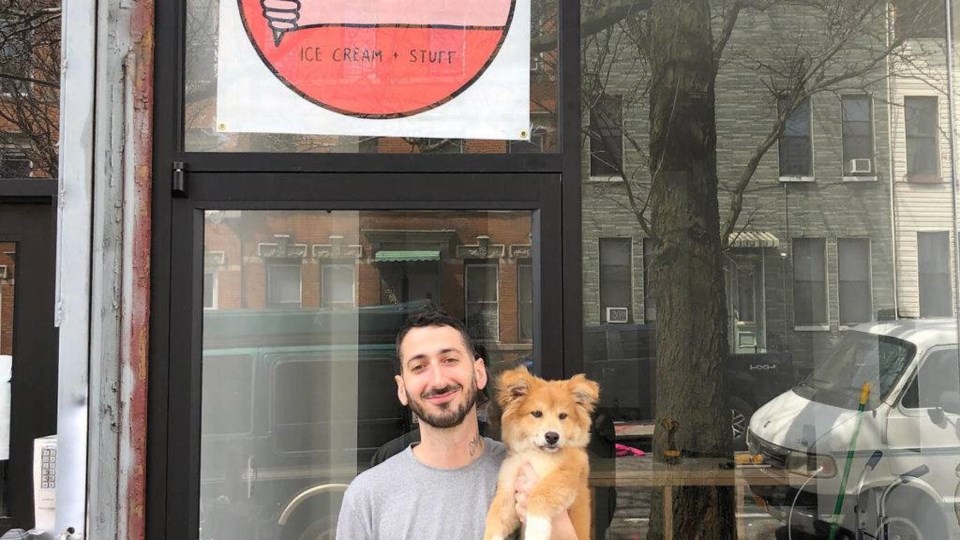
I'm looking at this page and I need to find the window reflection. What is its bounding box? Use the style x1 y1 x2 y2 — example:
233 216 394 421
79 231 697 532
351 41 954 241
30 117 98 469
0 2 59 179
582 0 960 538
199 210 533 540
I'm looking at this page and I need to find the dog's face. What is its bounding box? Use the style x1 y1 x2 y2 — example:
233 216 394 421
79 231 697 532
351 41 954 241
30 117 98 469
496 366 600 454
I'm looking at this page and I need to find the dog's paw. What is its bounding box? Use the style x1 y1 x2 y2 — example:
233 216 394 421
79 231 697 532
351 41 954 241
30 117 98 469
482 534 506 540
523 515 552 540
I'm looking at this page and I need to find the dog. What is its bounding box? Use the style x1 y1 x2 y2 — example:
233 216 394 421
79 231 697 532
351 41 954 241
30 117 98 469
483 366 600 540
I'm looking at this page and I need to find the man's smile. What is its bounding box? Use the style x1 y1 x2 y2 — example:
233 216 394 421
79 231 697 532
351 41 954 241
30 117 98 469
422 385 461 404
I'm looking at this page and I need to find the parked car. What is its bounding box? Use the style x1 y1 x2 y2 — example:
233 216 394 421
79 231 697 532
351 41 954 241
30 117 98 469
583 324 795 448
747 318 960 539
198 302 427 540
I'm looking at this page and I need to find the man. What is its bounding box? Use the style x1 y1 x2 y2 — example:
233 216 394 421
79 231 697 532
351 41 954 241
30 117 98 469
368 344 496 467
335 311 577 539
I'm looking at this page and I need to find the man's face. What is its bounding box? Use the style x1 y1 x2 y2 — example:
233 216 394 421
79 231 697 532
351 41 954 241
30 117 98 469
395 325 487 429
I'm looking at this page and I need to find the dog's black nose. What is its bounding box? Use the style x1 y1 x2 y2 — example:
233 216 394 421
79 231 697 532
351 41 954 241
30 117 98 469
545 432 559 445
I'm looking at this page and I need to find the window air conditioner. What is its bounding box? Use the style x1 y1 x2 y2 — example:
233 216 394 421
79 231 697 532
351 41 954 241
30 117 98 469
849 158 872 174
605 307 629 324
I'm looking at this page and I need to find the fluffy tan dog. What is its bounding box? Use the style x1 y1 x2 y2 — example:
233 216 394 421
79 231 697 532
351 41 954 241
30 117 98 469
483 366 600 540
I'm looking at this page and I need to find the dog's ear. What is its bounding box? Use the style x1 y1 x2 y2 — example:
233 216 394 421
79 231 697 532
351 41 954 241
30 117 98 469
568 374 600 414
497 366 534 409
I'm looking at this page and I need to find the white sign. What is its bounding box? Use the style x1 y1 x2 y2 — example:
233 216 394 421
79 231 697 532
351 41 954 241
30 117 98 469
0 355 10 461
217 0 531 140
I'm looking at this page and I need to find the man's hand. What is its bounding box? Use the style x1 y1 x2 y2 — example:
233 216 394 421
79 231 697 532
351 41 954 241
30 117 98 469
512 462 579 540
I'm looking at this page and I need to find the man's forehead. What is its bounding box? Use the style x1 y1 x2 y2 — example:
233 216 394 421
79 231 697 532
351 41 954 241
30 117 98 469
400 325 470 359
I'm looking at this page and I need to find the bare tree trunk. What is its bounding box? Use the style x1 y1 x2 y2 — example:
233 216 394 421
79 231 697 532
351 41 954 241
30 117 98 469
645 1 736 538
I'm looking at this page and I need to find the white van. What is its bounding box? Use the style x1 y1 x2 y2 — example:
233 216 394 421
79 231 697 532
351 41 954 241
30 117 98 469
747 319 960 539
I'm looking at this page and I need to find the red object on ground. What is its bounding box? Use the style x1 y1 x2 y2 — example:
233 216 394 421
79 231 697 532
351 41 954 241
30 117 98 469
615 443 645 457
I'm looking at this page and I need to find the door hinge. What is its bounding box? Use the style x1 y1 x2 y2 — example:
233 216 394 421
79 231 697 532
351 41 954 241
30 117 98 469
172 161 187 197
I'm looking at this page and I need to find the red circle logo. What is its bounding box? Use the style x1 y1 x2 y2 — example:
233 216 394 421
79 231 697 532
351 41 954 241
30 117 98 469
239 0 518 119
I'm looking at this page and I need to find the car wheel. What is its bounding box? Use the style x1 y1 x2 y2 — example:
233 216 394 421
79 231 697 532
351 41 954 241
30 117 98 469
729 397 753 451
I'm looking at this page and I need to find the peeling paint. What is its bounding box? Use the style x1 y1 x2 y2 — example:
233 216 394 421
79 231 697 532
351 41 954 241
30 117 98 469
122 1 155 539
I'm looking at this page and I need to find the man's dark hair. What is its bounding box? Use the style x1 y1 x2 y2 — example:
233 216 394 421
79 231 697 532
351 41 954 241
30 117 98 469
394 311 477 373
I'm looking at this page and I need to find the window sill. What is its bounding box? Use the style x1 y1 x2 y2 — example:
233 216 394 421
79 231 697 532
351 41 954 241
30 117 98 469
589 175 624 183
842 175 877 183
838 323 869 331
905 174 943 184
794 324 830 332
779 176 815 183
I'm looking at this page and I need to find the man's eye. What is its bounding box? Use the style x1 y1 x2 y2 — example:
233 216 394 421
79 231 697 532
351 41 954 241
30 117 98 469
410 365 424 373
443 357 458 364
532 411 543 418
559 413 568 420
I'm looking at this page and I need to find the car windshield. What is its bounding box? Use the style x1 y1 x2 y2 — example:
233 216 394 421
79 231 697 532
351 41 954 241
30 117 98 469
793 331 916 410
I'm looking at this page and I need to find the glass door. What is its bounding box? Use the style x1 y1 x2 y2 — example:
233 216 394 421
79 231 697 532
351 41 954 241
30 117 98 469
0 202 57 534
159 173 562 540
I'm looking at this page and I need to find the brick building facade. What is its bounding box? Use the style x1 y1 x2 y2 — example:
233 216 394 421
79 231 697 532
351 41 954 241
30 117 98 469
580 4 905 372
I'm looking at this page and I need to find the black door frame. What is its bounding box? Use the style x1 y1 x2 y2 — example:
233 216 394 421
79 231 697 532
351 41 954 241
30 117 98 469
149 1 583 538
0 181 58 533
161 173 562 539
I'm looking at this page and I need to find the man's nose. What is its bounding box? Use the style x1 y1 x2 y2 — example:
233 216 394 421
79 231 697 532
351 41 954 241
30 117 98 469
428 362 447 385
545 432 559 445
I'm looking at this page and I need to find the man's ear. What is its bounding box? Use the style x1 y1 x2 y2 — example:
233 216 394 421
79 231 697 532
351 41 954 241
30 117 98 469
496 366 534 409
568 374 600 414
395 374 408 406
474 357 488 391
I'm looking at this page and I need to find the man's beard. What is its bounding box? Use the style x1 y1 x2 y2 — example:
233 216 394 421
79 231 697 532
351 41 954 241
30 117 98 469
407 378 479 429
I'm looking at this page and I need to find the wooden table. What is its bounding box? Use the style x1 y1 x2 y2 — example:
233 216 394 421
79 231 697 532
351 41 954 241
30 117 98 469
589 456 797 540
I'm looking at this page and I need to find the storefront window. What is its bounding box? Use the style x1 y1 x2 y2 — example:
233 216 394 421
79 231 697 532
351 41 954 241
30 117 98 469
199 209 534 539
582 1 960 538
0 242 14 519
0 1 59 179
183 0 559 153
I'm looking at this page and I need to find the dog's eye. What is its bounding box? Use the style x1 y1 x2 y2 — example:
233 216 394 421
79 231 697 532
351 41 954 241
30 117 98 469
531 411 543 418
559 413 568 420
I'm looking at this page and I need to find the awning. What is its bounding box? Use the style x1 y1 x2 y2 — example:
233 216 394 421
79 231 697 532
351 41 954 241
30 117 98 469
730 231 779 248
374 250 441 262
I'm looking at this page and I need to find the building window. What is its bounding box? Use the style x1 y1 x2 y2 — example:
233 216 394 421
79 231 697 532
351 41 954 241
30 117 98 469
838 238 872 325
465 262 499 341
918 231 952 317
841 96 874 176
904 96 939 180
517 260 533 341
778 96 813 178
642 238 656 323
321 264 356 308
589 94 623 178
0 151 30 178
894 0 947 40
203 271 217 309
735 269 756 324
0 18 30 95
266 263 302 308
599 238 632 323
793 238 827 326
